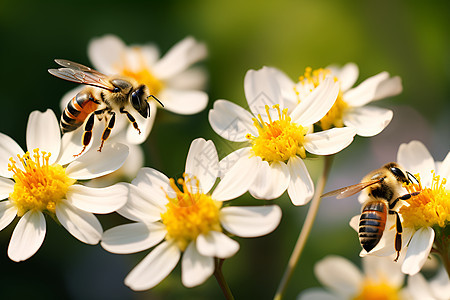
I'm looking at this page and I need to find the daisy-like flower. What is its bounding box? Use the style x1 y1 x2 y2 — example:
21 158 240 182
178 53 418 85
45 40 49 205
0 109 129 262
277 63 402 136
101 138 282 290
298 255 409 300
405 267 450 300
209 67 357 205
60 34 208 180
350 140 449 276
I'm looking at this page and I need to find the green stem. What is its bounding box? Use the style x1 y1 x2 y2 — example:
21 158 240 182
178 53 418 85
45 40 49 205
274 155 334 300
214 258 235 300
434 227 450 278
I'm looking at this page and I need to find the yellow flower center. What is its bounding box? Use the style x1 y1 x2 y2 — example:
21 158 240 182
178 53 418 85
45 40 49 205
8 149 75 217
296 67 348 130
119 49 164 97
246 105 308 163
401 172 449 229
161 175 222 251
353 279 400 300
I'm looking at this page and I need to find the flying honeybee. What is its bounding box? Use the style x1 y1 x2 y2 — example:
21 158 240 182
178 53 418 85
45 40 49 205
322 163 419 261
48 59 163 156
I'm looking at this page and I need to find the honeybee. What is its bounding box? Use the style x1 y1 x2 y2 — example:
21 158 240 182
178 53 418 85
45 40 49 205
322 163 419 261
48 59 163 156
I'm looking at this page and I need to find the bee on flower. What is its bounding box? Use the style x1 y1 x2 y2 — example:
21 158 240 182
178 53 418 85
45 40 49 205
0 110 129 262
101 138 282 290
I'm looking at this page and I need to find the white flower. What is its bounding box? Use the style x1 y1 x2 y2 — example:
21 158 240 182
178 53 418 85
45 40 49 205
298 255 409 300
101 138 282 290
59 35 208 179
209 67 356 205
405 267 450 300
349 140 449 276
277 63 401 136
0 109 129 262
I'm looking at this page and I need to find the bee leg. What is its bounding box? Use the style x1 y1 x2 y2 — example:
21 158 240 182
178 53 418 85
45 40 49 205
389 210 403 262
98 112 116 152
74 113 96 157
120 107 141 134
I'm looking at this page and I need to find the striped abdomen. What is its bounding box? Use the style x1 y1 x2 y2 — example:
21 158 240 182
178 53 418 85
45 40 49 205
358 200 387 253
60 91 98 133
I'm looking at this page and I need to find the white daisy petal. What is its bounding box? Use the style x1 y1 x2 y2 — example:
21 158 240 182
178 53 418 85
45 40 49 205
56 128 91 166
244 67 283 118
362 256 404 287
125 100 157 144
0 177 14 199
218 147 251 178
314 255 363 298
185 138 218 193
402 227 435 275
298 288 341 300
160 89 208 115
429 267 450 300
125 241 181 291
26 109 61 164
88 34 126 74
406 273 436 300
212 155 260 201
65 143 129 180
271 67 297 109
343 106 393 137
196 231 239 259
167 66 207 90
209 100 257 142
0 132 24 178
304 127 356 155
372 76 402 101
397 141 435 187
0 200 17 231
66 183 128 214
101 222 166 254
343 72 389 107
249 161 289 199
328 62 359 92
287 156 314 205
153 36 207 79
290 77 339 126
56 201 102 244
220 205 281 237
8 210 46 262
182 242 214 288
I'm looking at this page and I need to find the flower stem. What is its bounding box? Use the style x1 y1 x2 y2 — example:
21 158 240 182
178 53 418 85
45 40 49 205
274 155 334 300
434 226 450 278
214 258 235 300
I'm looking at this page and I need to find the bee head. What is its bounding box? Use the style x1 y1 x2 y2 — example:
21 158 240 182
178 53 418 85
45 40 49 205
385 162 410 184
130 85 150 118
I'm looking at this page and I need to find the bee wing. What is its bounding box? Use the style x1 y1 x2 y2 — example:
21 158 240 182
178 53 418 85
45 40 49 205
321 179 382 199
48 59 114 91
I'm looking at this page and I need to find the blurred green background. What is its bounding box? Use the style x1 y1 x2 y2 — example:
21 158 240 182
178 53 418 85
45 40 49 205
0 0 449 299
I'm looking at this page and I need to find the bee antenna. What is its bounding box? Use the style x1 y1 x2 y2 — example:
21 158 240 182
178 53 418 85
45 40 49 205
148 95 164 107
406 171 419 184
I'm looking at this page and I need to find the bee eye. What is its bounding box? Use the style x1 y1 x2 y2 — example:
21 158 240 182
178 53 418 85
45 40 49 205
113 87 120 93
390 167 407 182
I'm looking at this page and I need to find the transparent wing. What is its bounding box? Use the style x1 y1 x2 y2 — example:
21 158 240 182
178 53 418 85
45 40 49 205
321 179 382 199
48 59 113 91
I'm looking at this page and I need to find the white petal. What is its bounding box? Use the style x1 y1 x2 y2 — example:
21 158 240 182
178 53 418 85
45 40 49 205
125 241 181 291
220 205 281 237
181 242 214 288
185 138 218 193
196 231 239 259
272 67 298 109
0 200 17 231
439 152 450 187
327 62 359 92
314 255 363 298
406 273 436 300
372 76 402 101
290 77 339 126
0 177 14 199
26 109 61 165
429 267 450 300
153 36 207 79
65 143 129 180
212 155 260 201
287 156 314 205
343 72 389 107
101 222 166 254
397 140 435 187
166 66 207 90
56 201 102 244
88 34 126 74
362 256 404 288
304 127 356 155
402 227 435 275
0 132 24 178
298 288 341 300
66 183 128 214
208 99 257 142
349 215 359 232
160 89 208 115
125 100 157 144
8 210 46 262
343 106 393 137
244 67 283 118
218 147 251 178
248 161 289 199
56 128 92 166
